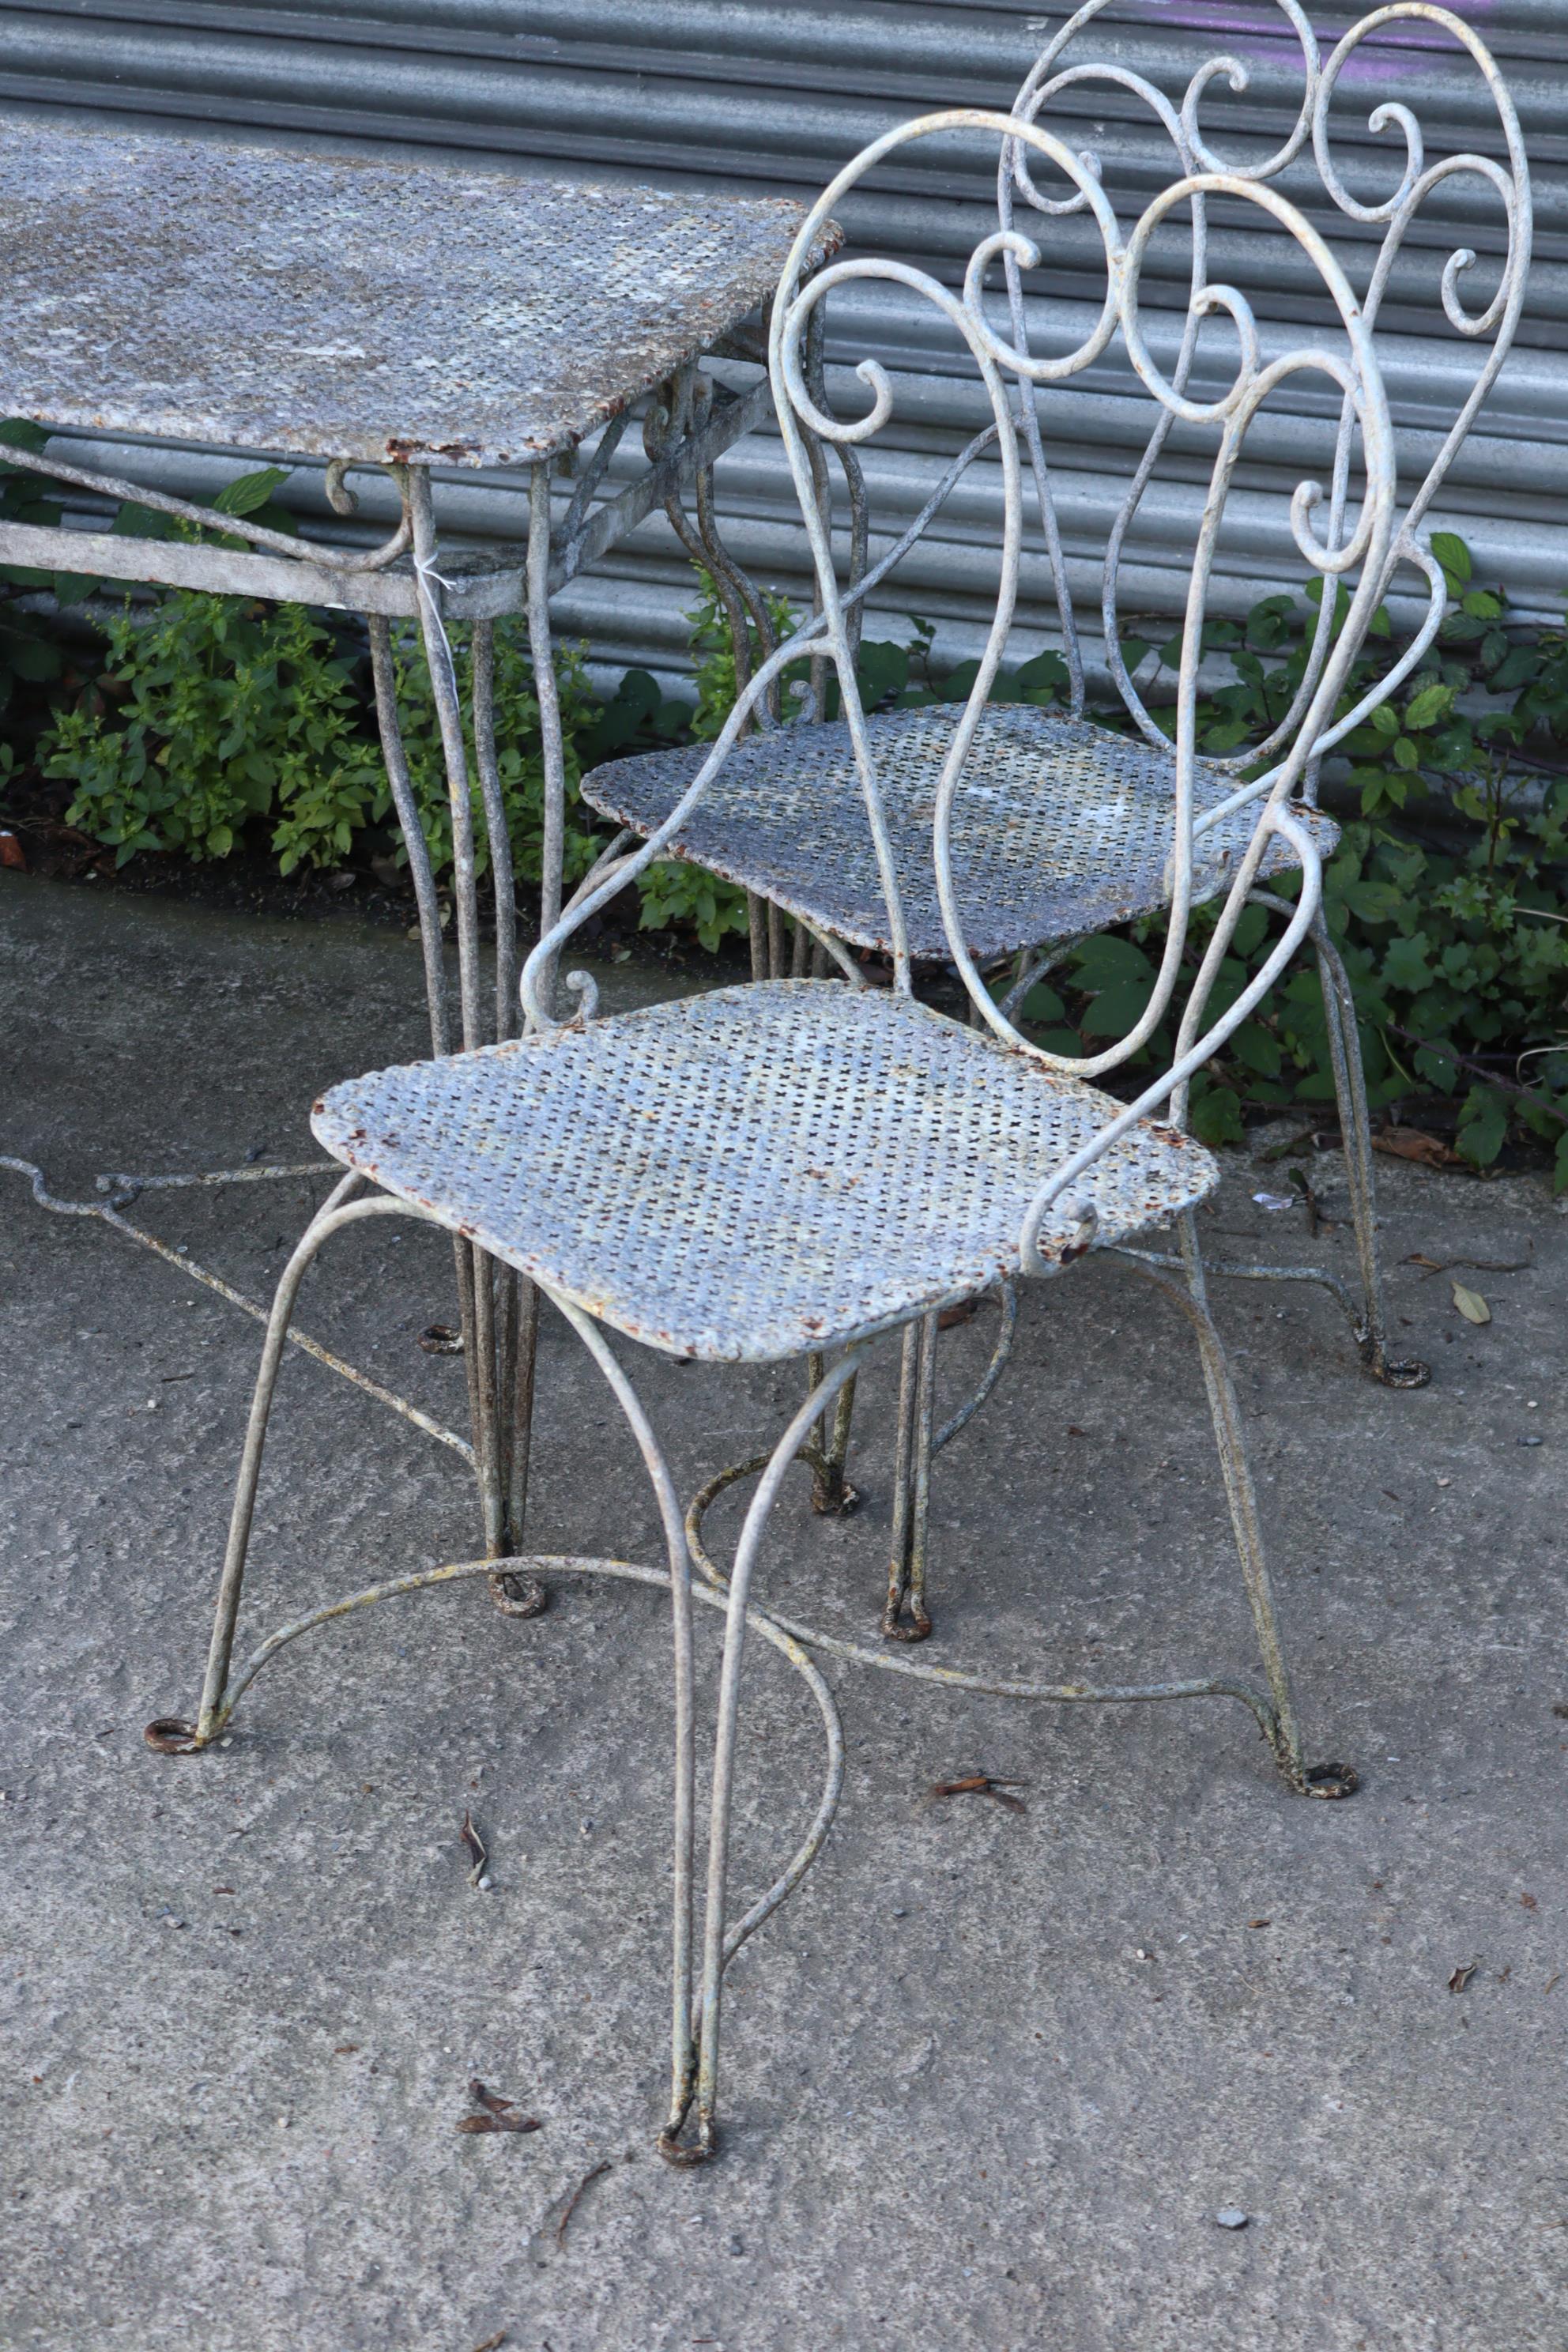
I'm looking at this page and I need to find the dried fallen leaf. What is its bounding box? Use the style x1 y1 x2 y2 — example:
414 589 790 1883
333 2045 359 2056
1546 1973 1562 1996
1452 1283 1491 1326
418 1322 464 1355
469 2333 507 2352
927 1773 1027 1814
459 1810 488 1888
937 1298 979 1331
1447 1961 1478 1994
1521 1893 1538 1912
1374 1127 1461 1169
1246 1918 1272 1929
1404 1251 1530 1280
556 2158 612 2248
0 829 27 870
456 2079 541 2137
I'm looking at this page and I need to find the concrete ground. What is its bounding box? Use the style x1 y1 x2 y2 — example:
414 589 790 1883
2 871 1566 2352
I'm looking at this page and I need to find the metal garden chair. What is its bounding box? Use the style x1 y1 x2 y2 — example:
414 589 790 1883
582 1 1531 1415
153 105 1393 2163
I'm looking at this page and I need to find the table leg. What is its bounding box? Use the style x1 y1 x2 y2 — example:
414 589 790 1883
377 465 537 1599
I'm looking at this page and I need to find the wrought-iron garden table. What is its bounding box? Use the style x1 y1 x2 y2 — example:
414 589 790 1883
0 114 836 1586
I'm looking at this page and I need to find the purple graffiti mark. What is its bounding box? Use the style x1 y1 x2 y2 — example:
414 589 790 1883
1113 2 1503 101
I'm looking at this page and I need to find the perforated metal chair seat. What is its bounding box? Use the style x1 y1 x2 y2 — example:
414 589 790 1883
582 703 1338 961
312 982 1217 1363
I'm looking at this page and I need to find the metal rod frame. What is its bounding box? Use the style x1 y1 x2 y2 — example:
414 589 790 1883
27 38 1518 2162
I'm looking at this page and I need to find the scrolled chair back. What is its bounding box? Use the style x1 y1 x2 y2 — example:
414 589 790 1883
522 108 1399 1276
1001 2 1531 752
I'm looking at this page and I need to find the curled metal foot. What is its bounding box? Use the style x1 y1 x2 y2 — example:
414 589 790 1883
143 1717 205 1755
810 1468 861 1517
486 1569 549 1618
880 1591 933 1643
657 2107 718 2168
1366 1345 1430 1391
1261 1713 1359 1800
1297 1759 1359 1800
688 1444 847 1548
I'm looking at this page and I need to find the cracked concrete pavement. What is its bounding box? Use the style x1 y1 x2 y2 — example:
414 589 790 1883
2 872 1566 2350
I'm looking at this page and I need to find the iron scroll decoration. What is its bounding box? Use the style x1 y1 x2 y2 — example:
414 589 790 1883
1001 2 1532 772
522 107 1398 1280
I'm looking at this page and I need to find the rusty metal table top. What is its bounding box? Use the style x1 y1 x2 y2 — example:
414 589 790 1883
0 116 833 469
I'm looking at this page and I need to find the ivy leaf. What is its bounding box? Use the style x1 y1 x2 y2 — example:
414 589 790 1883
1230 1020 1281 1078
1455 1087 1507 1169
5 629 62 682
1189 1081 1244 1148
1231 903 1269 958
213 466 292 519
1382 933 1432 991
1491 646 1537 692
1080 977 1155 1039
1069 934 1154 989
1016 650 1067 697
1339 878 1406 925
1414 1041 1459 1095
856 639 911 707
1016 981 1065 1026
112 499 175 541
1404 681 1454 732
1430 530 1472 590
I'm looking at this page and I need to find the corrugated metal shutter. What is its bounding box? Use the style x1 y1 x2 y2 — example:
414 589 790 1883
0 1 1560 682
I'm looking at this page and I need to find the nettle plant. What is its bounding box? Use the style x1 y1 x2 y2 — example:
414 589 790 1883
40 465 665 888
1012 533 1568 1181
41 469 383 870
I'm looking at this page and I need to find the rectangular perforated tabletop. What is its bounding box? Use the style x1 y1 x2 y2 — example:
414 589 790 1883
0 117 835 468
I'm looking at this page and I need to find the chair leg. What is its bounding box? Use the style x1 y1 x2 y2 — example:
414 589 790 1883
805 1349 860 1516
172 1182 426 1750
533 1293 700 2170
671 1350 865 2164
1313 918 1430 1389
488 1273 548 1619
883 1313 937 1642
1172 1216 1355 1799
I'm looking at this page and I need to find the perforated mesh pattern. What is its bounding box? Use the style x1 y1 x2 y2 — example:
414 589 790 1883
312 982 1216 1363
0 120 834 466
584 703 1338 959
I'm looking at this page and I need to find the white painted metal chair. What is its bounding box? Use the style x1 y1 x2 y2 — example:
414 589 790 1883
153 107 1395 2162
583 1 1531 1401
